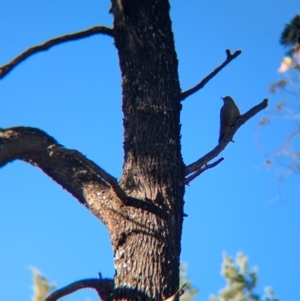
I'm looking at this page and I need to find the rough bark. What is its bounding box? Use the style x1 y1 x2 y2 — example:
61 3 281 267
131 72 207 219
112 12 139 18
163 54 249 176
0 1 269 301
110 1 184 300
0 1 185 301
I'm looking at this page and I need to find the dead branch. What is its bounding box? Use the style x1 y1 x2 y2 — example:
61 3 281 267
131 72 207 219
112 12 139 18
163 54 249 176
180 49 242 101
185 98 269 176
184 158 224 185
45 278 114 301
0 127 110 206
48 146 128 204
0 25 113 79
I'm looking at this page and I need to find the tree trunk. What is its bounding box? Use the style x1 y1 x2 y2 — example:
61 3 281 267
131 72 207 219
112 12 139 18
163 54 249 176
0 1 184 299
110 1 185 300
0 1 269 300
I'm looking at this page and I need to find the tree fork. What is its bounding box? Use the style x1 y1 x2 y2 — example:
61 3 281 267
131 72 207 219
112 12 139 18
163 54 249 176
110 0 185 300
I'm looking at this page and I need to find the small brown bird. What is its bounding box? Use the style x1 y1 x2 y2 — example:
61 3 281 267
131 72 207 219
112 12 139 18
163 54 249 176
219 96 240 143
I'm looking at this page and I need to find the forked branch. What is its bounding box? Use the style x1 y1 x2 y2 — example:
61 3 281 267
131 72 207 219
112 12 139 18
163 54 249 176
0 25 113 79
180 49 242 101
185 98 269 181
45 277 114 301
184 158 224 185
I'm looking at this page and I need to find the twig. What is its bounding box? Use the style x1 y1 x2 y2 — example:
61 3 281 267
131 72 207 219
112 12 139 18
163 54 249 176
185 98 269 176
0 25 114 79
180 49 242 101
184 158 224 185
45 278 114 301
162 284 186 301
48 145 128 204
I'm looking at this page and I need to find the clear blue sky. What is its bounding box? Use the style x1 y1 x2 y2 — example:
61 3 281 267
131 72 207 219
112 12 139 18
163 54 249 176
0 1 299 300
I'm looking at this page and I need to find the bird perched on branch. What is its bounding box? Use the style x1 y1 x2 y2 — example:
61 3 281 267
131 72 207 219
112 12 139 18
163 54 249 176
219 96 240 143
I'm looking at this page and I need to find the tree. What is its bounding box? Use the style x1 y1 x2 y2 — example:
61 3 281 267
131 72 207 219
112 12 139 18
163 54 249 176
209 253 280 301
260 14 300 176
0 1 267 300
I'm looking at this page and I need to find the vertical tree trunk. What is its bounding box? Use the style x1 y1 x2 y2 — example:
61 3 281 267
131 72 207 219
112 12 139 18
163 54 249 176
0 2 269 301
110 0 185 300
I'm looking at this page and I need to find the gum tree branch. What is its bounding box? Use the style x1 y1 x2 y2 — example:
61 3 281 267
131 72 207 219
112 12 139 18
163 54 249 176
184 158 224 185
45 278 114 301
0 127 117 212
180 49 242 101
0 25 113 79
185 98 269 177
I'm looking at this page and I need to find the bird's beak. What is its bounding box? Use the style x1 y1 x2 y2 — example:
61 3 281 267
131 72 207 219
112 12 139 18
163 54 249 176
221 97 224 100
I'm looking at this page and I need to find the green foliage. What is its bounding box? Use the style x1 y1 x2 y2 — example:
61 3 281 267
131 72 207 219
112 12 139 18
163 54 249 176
208 253 279 301
259 13 300 178
280 14 300 55
31 268 58 301
180 264 198 301
277 14 300 72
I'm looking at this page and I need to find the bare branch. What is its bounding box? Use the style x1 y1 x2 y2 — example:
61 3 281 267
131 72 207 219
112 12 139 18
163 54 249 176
184 158 224 185
45 278 114 301
185 98 269 176
0 127 110 206
0 25 114 79
180 49 242 101
49 146 128 204
162 284 186 301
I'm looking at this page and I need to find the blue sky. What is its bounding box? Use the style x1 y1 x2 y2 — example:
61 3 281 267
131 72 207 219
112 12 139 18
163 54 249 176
0 1 299 300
